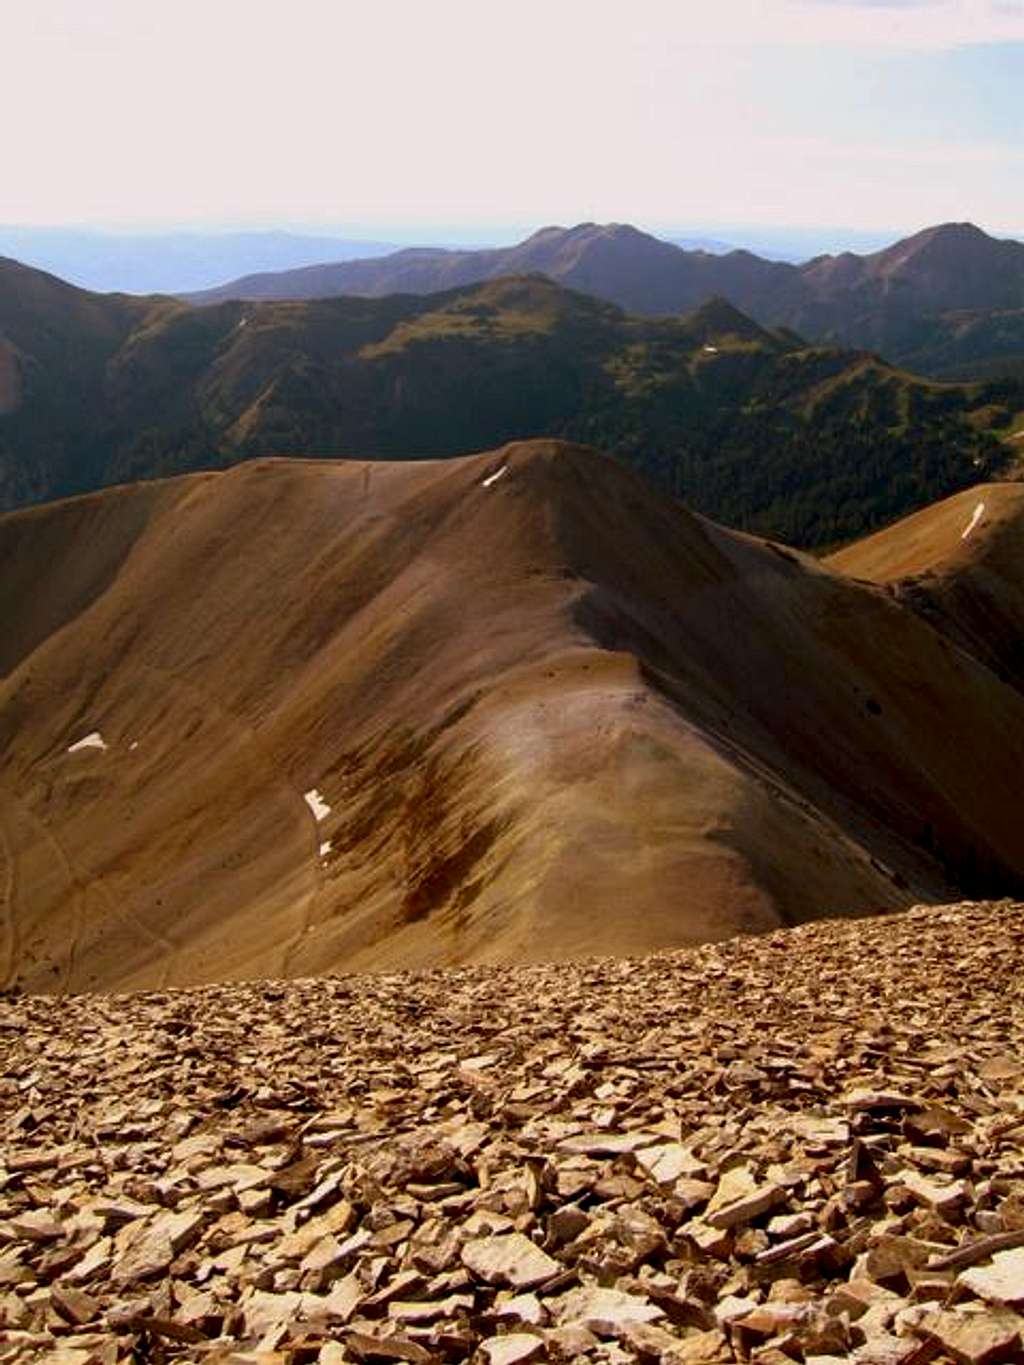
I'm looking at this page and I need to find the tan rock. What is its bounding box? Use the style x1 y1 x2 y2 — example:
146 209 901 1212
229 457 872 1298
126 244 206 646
110 1228 174 1288
387 1293 474 1323
683 1218 732 1258
959 1247 1024 1307
636 1143 706 1186
49 1284 99 1326
318 1273 363 1324
556 1131 662 1156
491 1293 546 1326
896 1169 969 1219
461 1233 559 1289
555 1285 664 1336
706 1176 786 1230
479 1332 546 1365
319 1345 350 1365
543 1323 599 1356
911 1307 1023 1365
9 1210 63 1242
344 1330 435 1362
670 1327 733 1363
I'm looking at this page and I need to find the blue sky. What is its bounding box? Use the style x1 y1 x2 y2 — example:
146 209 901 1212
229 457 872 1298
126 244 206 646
4 1 1022 236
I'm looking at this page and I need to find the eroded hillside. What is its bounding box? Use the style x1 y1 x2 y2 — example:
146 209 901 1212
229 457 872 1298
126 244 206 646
3 442 1024 992
827 483 1024 693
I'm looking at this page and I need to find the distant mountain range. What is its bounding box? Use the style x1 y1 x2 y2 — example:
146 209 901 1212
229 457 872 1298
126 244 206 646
2 256 1018 546
0 222 912 295
190 221 1024 382
0 227 398 294
5 444 1024 989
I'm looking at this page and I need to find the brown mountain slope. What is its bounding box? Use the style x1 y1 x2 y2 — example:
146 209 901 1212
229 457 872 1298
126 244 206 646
827 481 1024 692
4 441 1024 994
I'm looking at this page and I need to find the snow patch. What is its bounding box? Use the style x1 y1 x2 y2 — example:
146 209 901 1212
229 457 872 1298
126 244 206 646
304 788 330 821
319 840 332 858
67 731 107 754
703 344 719 354
481 465 508 488
961 501 986 541
129 741 139 751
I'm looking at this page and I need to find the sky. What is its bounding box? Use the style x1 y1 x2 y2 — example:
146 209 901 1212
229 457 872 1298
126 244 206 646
4 0 1023 237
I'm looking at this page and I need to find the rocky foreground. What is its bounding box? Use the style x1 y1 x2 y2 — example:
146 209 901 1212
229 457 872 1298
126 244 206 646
2 903 1023 1365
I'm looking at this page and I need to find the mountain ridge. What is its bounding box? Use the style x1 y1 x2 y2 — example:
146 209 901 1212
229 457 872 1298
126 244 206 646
187 220 1024 381
1 256 1015 548
826 480 1024 694
4 442 1024 992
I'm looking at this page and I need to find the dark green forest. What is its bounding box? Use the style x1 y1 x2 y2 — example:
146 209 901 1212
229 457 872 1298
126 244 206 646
1 263 1018 547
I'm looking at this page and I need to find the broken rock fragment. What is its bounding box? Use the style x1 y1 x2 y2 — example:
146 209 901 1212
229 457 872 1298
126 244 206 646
1 901 1024 1365
461 1233 560 1289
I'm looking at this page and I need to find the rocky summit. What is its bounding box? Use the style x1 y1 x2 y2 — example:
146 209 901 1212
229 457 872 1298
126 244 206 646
2 900 1023 1364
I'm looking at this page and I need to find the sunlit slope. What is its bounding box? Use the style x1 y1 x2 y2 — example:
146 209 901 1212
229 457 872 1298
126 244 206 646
3 442 1024 992
827 482 1024 691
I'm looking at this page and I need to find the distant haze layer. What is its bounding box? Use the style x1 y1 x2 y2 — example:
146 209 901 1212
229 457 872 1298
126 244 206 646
0 228 398 295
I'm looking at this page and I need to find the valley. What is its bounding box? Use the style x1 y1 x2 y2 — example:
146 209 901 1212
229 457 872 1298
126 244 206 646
0 260 1016 548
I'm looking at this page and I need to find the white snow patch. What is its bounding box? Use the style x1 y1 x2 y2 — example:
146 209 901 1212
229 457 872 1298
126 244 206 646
481 465 508 488
129 740 139 751
703 344 719 354
67 731 107 754
961 500 986 541
304 788 330 821
319 840 332 858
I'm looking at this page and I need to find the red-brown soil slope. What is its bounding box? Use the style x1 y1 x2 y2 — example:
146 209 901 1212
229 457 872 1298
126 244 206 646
3 442 1024 993
827 482 1024 693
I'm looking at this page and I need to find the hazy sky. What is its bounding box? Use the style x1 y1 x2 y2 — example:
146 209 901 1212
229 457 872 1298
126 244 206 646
6 0 1023 234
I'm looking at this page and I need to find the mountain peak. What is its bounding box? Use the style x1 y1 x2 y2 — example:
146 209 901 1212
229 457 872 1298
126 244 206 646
684 295 773 342
874 221 999 269
919 221 991 244
520 222 666 249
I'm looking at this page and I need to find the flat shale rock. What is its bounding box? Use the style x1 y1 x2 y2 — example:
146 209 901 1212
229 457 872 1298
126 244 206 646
461 1234 559 1288
958 1246 1024 1306
554 1284 664 1334
2 899 1024 1363
479 1333 545 1365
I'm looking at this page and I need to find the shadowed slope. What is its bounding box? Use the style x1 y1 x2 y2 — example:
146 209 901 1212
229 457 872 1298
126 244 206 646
4 442 1024 993
827 482 1024 692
